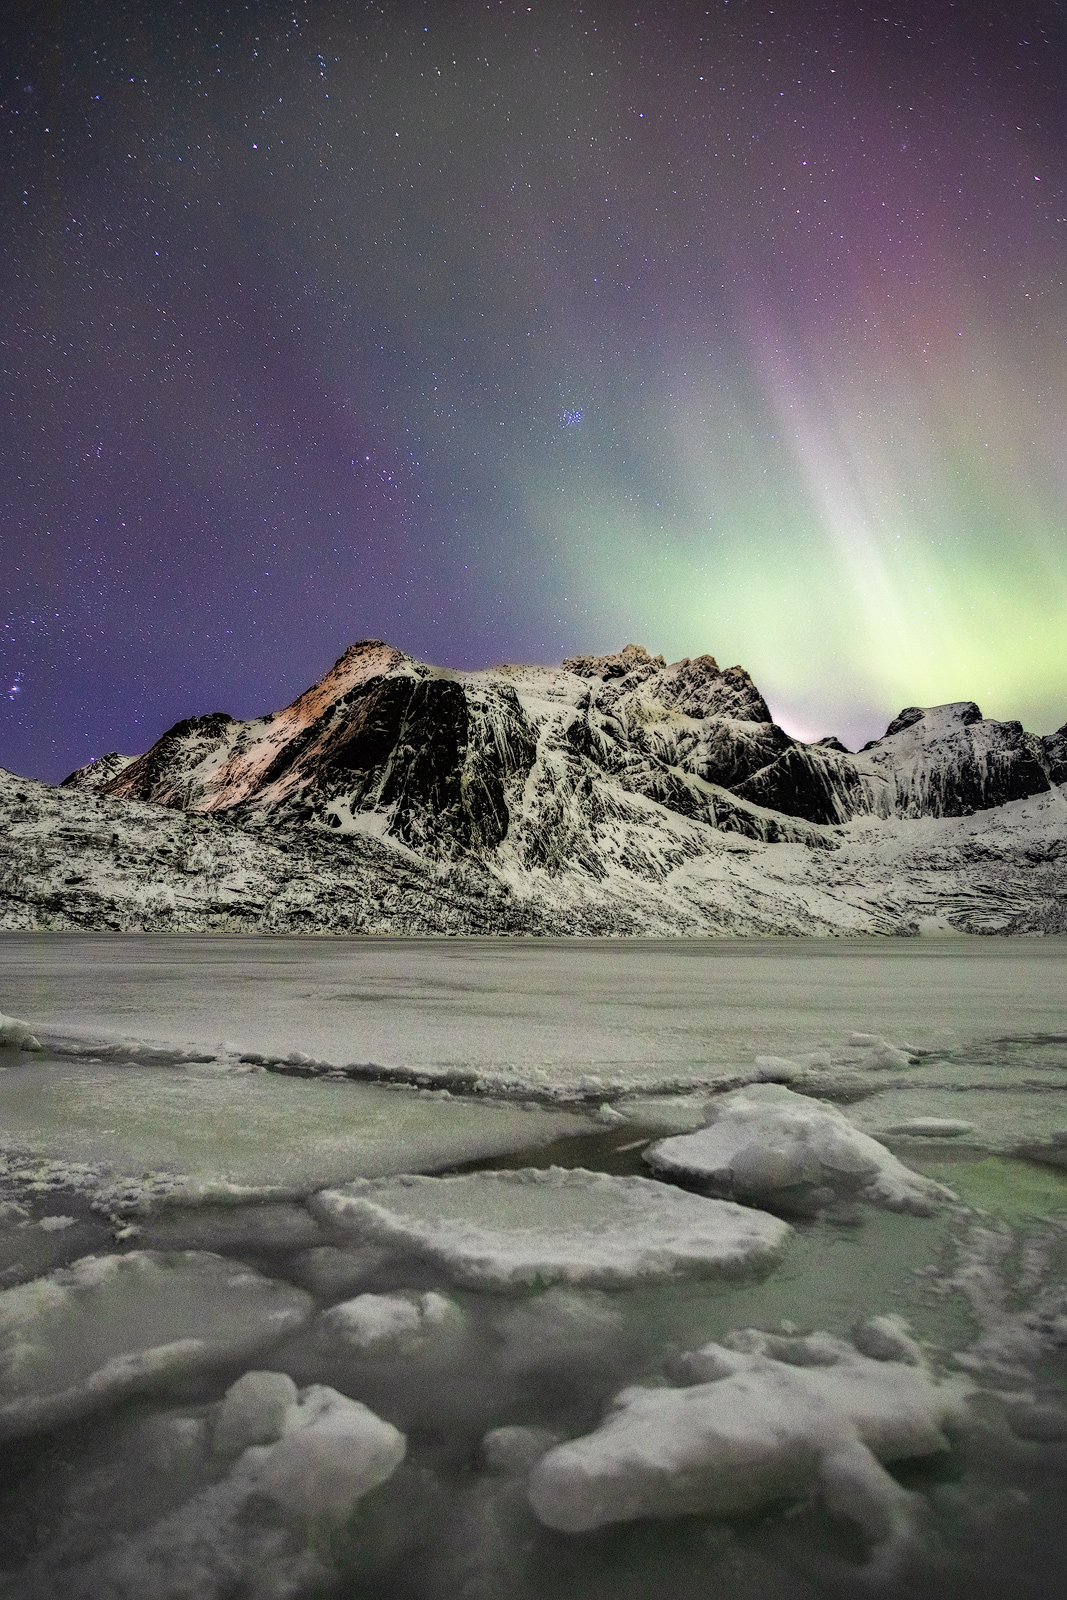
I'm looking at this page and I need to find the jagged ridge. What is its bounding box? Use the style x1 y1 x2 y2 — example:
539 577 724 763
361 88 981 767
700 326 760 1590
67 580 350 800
1 639 1061 937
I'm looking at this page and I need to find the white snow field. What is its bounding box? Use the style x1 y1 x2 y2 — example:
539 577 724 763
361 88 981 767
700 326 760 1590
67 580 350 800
2 934 1067 1599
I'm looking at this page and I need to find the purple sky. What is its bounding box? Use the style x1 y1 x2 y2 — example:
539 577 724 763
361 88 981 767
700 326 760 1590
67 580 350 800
3 0 1066 781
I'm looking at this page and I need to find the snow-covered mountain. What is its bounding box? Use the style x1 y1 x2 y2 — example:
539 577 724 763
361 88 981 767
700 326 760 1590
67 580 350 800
2 640 1065 935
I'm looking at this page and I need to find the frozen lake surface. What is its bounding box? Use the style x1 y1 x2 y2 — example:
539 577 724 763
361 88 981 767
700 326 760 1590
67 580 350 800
3 932 1067 1093
1 933 1067 1598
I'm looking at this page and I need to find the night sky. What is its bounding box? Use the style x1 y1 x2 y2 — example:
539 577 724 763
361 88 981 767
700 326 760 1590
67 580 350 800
3 0 1066 782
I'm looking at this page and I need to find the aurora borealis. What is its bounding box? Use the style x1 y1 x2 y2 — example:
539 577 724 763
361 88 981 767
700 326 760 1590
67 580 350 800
2 0 1066 780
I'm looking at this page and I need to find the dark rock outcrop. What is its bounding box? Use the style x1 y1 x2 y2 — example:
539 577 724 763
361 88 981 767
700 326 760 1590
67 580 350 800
1043 722 1067 785
733 745 869 826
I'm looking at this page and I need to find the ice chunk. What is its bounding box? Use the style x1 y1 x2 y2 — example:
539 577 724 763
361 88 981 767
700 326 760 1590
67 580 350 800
245 1383 405 1525
612 1093 709 1134
53 1386 405 1600
0 1250 314 1440
593 1102 628 1125
284 1243 392 1300
212 1369 299 1458
527 1323 970 1573
492 1286 627 1376
315 1289 465 1358
846 1034 914 1071
0 1011 42 1051
753 1055 803 1082
851 1315 923 1365
1004 1399 1067 1442
645 1085 955 1216
310 1168 792 1290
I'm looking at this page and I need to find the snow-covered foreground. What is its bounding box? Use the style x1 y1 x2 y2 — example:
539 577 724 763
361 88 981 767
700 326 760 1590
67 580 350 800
2 937 1067 1598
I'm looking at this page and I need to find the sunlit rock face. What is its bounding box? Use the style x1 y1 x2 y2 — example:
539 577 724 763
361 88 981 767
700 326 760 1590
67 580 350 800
100 641 539 858
3 637 1063 937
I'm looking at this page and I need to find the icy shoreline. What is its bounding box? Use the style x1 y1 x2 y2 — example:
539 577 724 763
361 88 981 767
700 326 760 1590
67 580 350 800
3 939 1067 1597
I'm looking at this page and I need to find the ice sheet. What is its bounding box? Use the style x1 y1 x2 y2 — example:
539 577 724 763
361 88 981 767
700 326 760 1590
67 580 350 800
0 1055 591 1205
0 1250 313 1440
2 932 1066 1096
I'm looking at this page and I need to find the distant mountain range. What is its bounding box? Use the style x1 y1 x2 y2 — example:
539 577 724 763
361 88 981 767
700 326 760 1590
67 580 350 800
3 641 1065 935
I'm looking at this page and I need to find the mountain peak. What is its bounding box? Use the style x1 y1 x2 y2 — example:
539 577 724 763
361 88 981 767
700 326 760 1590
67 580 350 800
882 702 983 740
562 644 666 680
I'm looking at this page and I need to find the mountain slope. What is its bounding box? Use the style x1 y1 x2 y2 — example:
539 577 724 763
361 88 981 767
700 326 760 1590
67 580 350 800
2 640 1063 936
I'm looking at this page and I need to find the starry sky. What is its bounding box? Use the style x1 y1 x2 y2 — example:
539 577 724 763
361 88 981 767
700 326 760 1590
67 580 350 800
3 0 1066 782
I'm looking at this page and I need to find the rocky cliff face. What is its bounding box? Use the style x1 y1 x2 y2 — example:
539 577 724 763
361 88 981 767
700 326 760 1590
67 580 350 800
97 639 1059 845
2 639 1062 937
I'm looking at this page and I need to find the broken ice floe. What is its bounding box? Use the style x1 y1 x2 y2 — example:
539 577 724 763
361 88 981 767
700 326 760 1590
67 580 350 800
645 1084 957 1216
232 1380 405 1525
845 1033 918 1071
849 1085 1067 1160
0 1011 42 1051
0 1051 596 1214
315 1288 466 1359
310 1168 793 1290
527 1319 970 1576
284 1242 393 1299
131 1201 325 1254
0 1250 314 1440
211 1368 300 1458
481 1423 562 1476
492 1286 628 1377
30 1380 407 1600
